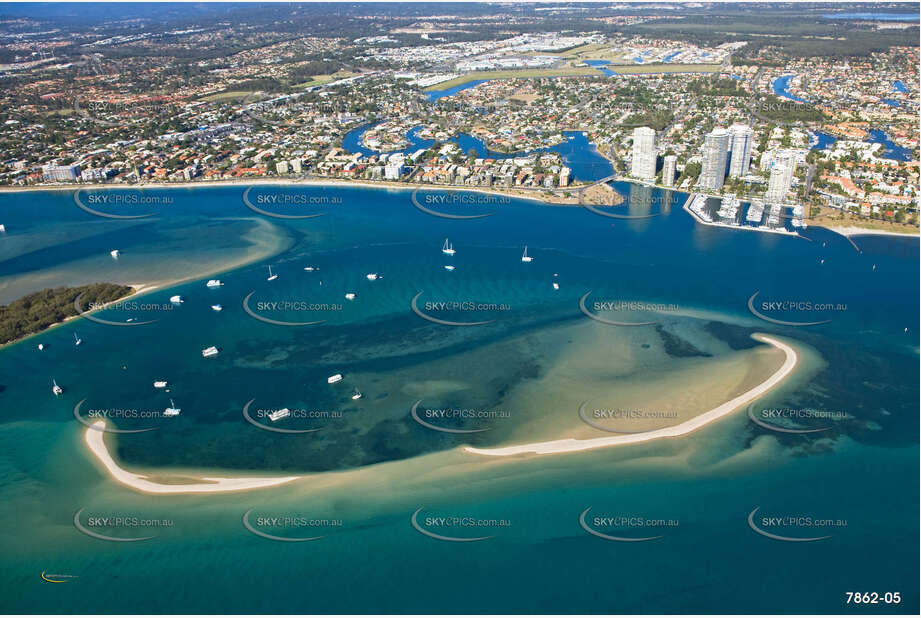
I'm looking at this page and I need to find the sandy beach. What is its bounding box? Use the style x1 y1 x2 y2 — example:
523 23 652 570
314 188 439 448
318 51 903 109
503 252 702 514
84 420 300 494
464 333 797 457
829 225 919 238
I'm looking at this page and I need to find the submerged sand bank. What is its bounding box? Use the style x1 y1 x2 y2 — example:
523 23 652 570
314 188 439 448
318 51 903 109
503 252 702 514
464 333 796 457
84 420 299 494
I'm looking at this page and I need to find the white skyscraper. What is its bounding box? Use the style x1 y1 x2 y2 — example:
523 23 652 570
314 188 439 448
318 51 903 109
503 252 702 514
765 151 796 203
661 154 677 187
728 124 754 178
631 127 657 180
699 128 731 191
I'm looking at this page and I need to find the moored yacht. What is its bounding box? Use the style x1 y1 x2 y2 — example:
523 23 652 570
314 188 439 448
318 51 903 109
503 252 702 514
206 279 223 288
327 373 343 384
110 249 120 258
351 389 363 400
268 408 291 422
52 379 63 396
267 266 278 281
521 246 533 263
170 295 184 304
441 238 456 256
211 304 223 311
344 292 356 300
163 399 181 417
153 380 168 389
365 273 379 281
73 333 82 347
201 346 219 358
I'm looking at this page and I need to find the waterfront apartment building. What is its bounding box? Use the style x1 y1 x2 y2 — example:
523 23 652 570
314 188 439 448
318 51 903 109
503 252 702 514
765 150 796 202
728 124 754 178
42 164 81 182
661 154 677 187
630 126 657 180
699 128 731 191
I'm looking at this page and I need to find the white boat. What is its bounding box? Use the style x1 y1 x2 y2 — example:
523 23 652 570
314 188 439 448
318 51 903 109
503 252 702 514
444 265 455 271
170 295 183 304
211 304 223 311
110 249 120 258
52 379 63 396
268 408 291 422
441 238 456 256
206 279 223 288
74 333 82 346
365 273 378 281
0 224 5 233
37 343 44 351
163 399 181 417
344 293 356 300
153 380 168 389
351 389 363 400
303 266 319 272
553 282 560 290
267 266 278 281
327 373 343 384
521 246 533 263
201 346 219 358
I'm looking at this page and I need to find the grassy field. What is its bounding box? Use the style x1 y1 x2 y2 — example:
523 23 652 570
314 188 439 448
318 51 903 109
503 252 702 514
199 90 253 102
293 71 358 89
604 63 723 74
423 67 604 91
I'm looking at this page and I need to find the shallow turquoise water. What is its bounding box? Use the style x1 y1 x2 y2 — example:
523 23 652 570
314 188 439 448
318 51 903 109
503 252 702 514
0 182 917 613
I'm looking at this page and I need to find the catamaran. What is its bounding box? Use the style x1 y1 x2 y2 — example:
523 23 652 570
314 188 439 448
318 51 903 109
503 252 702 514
327 373 343 384
268 408 291 422
441 238 456 256
52 379 63 396
267 266 278 281
153 380 168 389
201 346 219 358
110 249 120 258
521 246 533 263
163 399 181 417
206 279 223 287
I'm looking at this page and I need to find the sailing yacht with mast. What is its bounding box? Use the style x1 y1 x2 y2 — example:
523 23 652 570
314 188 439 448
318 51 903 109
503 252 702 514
267 266 278 281
163 399 181 417
441 238 456 256
521 246 533 263
73 333 82 346
52 379 63 396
